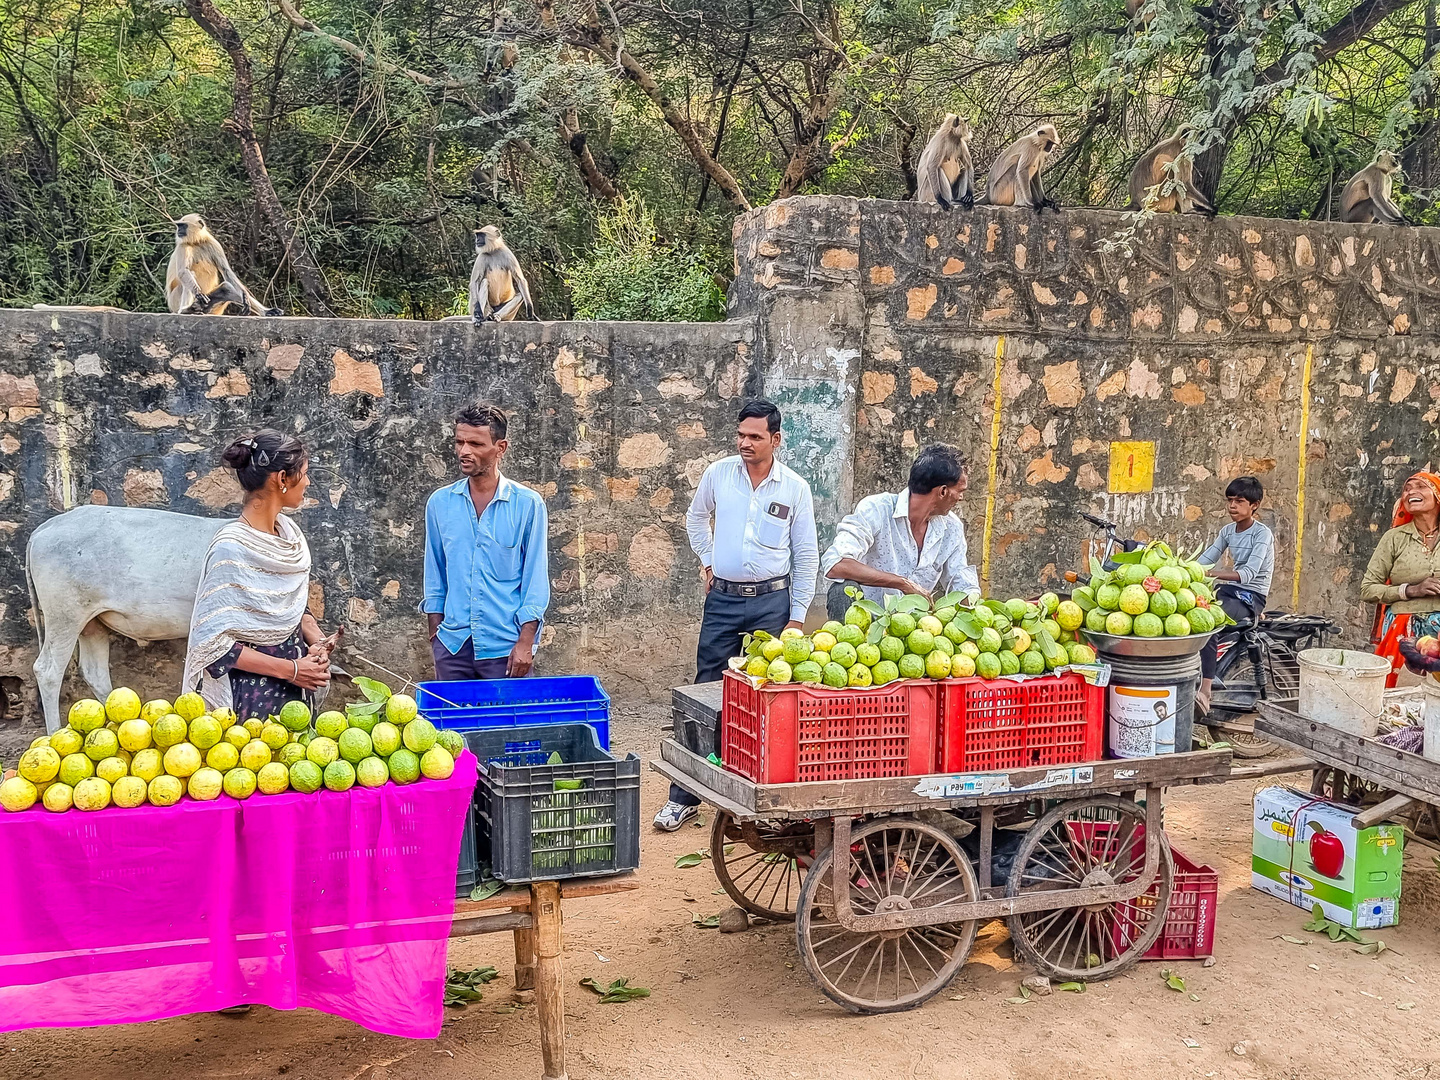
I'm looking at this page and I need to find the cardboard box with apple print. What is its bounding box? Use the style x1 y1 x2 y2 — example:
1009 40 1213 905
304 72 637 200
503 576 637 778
1252 786 1403 929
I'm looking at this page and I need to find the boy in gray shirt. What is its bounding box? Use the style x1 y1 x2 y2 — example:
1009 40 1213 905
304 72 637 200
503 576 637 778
1197 476 1275 713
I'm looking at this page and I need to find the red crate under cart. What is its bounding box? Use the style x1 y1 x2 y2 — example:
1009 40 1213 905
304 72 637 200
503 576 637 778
720 670 940 784
938 673 1104 773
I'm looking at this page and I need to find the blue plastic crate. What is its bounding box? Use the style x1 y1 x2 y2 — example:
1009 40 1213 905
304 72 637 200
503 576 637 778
416 675 610 749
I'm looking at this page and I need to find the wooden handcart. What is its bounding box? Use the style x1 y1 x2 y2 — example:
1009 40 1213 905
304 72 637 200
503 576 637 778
1255 698 1440 838
653 715 1232 1014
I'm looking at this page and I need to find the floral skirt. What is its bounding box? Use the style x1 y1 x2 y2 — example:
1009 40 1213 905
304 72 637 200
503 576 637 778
205 627 314 722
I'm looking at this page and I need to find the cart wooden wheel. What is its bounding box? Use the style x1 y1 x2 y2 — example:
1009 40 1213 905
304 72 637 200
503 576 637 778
796 817 980 1014
1005 796 1173 982
710 811 814 921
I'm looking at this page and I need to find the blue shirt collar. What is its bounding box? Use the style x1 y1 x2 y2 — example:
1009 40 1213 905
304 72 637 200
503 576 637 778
447 472 514 502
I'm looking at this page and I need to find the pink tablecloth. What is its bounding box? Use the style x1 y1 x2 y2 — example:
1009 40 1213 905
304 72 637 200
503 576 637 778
0 751 477 1039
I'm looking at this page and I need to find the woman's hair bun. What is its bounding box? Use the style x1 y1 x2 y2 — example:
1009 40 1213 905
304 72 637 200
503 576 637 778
221 430 305 493
221 438 256 470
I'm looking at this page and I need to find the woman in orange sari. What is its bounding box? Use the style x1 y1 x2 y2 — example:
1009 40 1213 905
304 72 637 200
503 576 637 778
1361 472 1440 686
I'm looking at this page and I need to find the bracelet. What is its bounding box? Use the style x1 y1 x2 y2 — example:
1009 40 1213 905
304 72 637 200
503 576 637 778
1399 583 1409 601
292 659 300 682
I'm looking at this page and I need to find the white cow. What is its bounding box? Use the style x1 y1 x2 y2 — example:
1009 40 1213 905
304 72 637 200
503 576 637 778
26 506 227 732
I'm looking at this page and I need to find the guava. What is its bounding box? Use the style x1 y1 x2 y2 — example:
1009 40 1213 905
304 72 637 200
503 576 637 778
810 651 830 667
880 635 906 662
998 650 1021 676
243 718 266 739
812 631 837 653
959 641 980 659
84 728 119 762
0 776 37 812
1020 649 1047 675
139 699 172 724
1165 613 1192 637
58 753 94 787
257 762 291 795
43 783 74 813
1174 588 1197 614
1055 601 1084 631
766 659 793 683
792 661 824 684
306 737 339 768
278 700 312 733
153 714 188 749
975 652 1002 680
241 740 273 772
388 748 421 785
830 642 858 668
1068 643 1097 665
390 695 425 727
1142 544 1170 572
420 746 456 780
918 615 944 637
970 605 994 629
1156 565 1188 593
1186 607 1216 633
130 748 164 783
1133 613 1165 638
403 717 438 754
163 742 202 778
1004 599 1028 621
72 776 111 811
856 643 881 667
783 637 812 665
19 746 60 784
223 767 258 800
746 656 770 677
897 654 926 680
1105 611 1134 635
315 711 348 740
148 775 184 807
844 604 872 633
261 723 291 751
324 759 357 792
173 692 207 721
114 720 151 754
1119 584 1151 616
188 716 222 751
96 757 127 784
977 627 1003 654
289 760 324 794
1038 592 1060 615
206 742 240 772
934 606 958 625
871 660 899 685
907 629 935 656
1042 619 1062 639
68 699 106 734
1095 583 1123 611
1120 562 1150 586
187 767 224 801
931 634 954 657
943 620 967 644
822 662 849 688
224 725 252 750
821 620 845 638
1190 580 1213 602
847 663 873 688
356 756 390 788
1010 628 1033 655
105 688 142 723
49 728 82 757
780 626 804 641
437 729 465 757
925 650 952 679
950 653 977 678
278 743 307 767
1148 589 1177 619
836 624 865 648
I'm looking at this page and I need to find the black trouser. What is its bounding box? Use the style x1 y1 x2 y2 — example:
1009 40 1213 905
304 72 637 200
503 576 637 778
1200 584 1266 680
669 585 791 807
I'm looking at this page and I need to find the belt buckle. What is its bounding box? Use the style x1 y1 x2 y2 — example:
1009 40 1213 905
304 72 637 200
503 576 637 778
740 584 758 597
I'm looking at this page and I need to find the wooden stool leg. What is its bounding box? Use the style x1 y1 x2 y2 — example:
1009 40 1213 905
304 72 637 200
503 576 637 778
531 881 567 1080
513 922 537 991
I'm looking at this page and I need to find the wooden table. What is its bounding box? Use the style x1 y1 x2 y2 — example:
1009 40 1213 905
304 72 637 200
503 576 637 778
449 875 638 1080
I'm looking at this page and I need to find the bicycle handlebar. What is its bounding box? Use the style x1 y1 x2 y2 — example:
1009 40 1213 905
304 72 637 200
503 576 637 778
1078 511 1118 531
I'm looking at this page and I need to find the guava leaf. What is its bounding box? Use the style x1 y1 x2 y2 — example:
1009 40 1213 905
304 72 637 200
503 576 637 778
741 633 753 653
867 623 886 645
675 851 707 868
346 700 384 718
845 585 862 600
950 611 982 639
691 913 720 928
981 599 1008 615
1056 981 1086 993
856 599 887 617
1355 940 1387 956
884 593 898 611
1164 972 1186 992
353 676 392 703
581 977 651 1004
1090 557 1106 580
753 630 773 641
1112 550 1144 565
934 591 965 610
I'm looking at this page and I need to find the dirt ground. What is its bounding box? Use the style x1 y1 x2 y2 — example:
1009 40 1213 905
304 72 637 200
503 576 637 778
4 705 1440 1080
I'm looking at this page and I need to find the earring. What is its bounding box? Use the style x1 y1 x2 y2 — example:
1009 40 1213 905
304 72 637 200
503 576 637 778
281 485 288 493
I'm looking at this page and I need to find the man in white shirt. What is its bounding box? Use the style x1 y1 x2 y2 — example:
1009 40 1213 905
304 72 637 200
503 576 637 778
821 444 979 613
654 399 819 830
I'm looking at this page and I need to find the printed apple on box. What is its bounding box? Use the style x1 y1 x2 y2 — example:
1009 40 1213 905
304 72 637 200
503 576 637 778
1252 786 1403 929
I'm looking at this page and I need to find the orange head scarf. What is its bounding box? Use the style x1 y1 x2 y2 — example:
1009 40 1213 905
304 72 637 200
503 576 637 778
1393 472 1440 528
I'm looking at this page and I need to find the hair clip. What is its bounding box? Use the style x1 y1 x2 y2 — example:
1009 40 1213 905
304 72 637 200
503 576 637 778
255 449 273 468
241 437 258 450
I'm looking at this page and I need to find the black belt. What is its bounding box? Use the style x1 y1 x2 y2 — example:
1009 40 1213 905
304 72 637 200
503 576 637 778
712 575 789 597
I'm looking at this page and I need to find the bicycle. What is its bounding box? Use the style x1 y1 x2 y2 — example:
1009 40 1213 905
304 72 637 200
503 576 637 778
1064 512 1342 758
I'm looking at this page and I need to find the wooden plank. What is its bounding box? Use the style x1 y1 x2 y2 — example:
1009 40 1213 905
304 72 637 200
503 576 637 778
672 681 723 720
1222 756 1317 782
560 875 639 899
1353 793 1418 829
1254 701 1440 803
531 881 568 1080
650 755 757 820
452 886 530 915
658 740 760 813
449 911 533 938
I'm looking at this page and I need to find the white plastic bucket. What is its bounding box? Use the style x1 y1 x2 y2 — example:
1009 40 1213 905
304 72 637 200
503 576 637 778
1424 678 1440 763
1297 648 1391 737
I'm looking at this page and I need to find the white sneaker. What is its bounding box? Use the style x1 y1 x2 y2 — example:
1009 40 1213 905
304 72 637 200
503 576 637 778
653 800 700 831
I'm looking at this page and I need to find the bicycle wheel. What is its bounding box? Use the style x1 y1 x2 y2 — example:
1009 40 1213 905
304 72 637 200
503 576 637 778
1209 643 1278 758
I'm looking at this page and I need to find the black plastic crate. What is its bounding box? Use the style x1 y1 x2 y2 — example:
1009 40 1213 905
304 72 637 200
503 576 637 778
455 802 479 898
671 683 721 757
464 724 640 884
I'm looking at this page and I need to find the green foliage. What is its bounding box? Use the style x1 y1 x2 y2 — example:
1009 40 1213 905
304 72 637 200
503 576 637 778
564 199 725 322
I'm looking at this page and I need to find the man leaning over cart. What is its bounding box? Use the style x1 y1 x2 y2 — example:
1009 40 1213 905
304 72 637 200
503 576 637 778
822 443 980 614
652 398 820 831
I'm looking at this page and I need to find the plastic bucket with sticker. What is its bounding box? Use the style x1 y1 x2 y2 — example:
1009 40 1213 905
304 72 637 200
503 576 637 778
1297 648 1389 737
1106 651 1201 758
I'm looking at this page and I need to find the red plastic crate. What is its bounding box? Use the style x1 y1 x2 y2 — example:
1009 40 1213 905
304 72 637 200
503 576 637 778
938 672 1103 773
1074 823 1219 961
720 670 939 784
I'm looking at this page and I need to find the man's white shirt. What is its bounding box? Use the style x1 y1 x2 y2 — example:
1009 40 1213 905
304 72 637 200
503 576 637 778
821 489 979 604
685 455 819 622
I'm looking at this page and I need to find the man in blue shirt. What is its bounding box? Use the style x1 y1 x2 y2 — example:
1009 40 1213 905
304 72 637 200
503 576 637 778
423 402 550 679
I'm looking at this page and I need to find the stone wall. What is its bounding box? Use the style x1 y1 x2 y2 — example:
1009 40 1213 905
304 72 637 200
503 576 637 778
732 197 1440 634
3 196 1438 733
0 311 752 723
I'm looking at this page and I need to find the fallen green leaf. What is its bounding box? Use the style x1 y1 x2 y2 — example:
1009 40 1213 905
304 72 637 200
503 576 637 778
692 913 721 928
1398 1001 1416 1011
1279 935 1309 946
442 965 498 1007
1056 981 1086 993
581 977 651 1004
1004 996 1031 1005
1163 971 1186 992
1355 940 1387 956
675 851 707 868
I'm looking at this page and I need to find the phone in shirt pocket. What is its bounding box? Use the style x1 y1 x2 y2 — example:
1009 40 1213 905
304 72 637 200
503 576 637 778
755 502 791 549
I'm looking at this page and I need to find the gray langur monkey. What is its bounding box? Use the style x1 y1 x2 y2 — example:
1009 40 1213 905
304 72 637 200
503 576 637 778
1126 0 1155 28
980 124 1062 211
166 214 282 316
915 114 975 210
1128 125 1215 215
1339 151 1408 225
469 225 535 322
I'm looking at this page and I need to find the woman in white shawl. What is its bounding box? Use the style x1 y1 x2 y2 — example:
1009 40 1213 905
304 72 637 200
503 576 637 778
182 429 337 718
